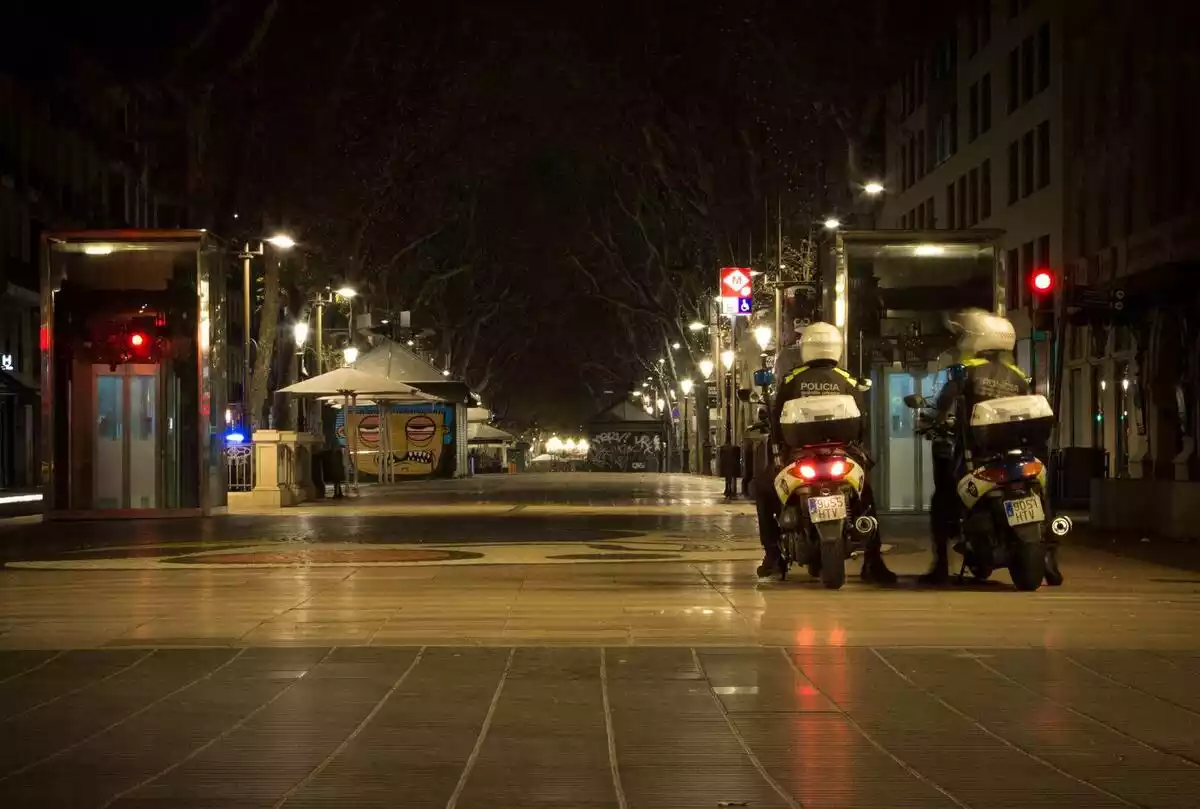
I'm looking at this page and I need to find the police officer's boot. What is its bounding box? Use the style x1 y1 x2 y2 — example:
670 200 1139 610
859 534 897 584
757 550 783 579
918 537 951 585
1044 544 1064 586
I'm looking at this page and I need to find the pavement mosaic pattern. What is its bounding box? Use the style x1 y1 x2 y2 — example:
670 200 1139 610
0 646 1198 808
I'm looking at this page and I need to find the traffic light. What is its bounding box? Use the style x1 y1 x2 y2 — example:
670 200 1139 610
1028 267 1055 334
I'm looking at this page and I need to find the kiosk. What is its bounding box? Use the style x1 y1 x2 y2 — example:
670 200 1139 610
41 231 230 517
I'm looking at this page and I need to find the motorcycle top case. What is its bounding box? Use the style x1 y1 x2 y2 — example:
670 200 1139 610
779 394 862 447
968 395 1055 452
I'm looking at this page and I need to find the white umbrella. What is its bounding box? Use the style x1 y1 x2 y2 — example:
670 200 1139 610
280 367 437 491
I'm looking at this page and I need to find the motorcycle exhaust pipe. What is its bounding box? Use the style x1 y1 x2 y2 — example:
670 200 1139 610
1050 516 1073 537
854 516 878 536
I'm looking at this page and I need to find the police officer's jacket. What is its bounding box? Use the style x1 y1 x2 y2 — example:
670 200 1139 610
934 350 1032 443
770 359 868 449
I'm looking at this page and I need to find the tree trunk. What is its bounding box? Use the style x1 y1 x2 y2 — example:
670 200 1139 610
248 256 282 429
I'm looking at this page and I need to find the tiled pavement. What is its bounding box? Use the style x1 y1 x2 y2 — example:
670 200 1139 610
1 474 1199 806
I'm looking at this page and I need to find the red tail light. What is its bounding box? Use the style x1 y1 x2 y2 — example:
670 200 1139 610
974 466 1008 484
788 459 848 481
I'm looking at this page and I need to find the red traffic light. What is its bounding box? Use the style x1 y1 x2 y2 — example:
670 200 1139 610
1031 269 1054 293
129 332 146 348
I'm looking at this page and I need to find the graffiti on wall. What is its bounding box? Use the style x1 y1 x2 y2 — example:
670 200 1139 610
588 430 661 472
336 404 456 478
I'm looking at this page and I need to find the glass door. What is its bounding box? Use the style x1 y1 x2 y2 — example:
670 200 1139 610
91 365 160 509
878 369 942 513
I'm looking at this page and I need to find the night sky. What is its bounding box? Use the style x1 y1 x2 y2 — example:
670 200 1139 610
9 0 936 427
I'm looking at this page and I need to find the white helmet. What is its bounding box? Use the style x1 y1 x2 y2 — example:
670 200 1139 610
799 321 843 364
948 309 1016 355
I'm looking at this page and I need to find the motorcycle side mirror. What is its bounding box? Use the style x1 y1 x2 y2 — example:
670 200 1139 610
736 388 752 403
903 393 927 408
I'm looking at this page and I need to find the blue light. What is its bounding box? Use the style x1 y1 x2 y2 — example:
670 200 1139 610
226 431 246 445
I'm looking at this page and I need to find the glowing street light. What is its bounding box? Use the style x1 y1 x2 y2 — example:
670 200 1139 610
293 321 309 347
698 358 715 379
265 234 296 249
721 349 735 370
577 439 590 454
864 181 885 195
688 321 706 332
335 285 357 299
679 378 694 396
564 438 577 453
546 436 564 455
343 346 359 364
823 217 841 230
672 342 681 350
753 325 773 351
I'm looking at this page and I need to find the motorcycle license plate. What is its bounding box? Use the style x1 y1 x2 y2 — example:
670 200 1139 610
1004 496 1045 527
807 495 847 523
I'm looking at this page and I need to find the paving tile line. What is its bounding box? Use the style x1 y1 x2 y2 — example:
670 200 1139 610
444 647 515 809
98 646 339 809
777 648 972 809
964 649 1200 769
1 649 156 726
599 648 629 809
0 649 66 686
869 648 1145 809
1059 652 1200 720
690 648 803 809
272 647 427 808
0 648 250 782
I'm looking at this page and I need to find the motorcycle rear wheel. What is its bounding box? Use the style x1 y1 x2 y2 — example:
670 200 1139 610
819 540 846 590
1009 542 1045 591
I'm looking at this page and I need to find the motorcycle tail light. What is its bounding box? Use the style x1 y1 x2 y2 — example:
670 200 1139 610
1019 460 1044 479
798 464 818 480
828 460 847 478
975 466 1008 484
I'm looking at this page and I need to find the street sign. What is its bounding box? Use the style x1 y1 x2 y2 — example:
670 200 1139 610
720 267 753 317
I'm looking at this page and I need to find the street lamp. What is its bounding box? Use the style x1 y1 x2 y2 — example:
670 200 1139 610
679 378 694 396
823 217 842 230
577 439 590 455
335 286 357 299
293 321 309 347
753 325 773 351
721 349 735 370
672 342 681 350
699 358 715 380
864 181 885 195
343 346 359 365
688 321 706 332
240 234 296 428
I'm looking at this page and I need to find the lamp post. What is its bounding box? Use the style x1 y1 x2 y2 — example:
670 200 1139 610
720 347 737 497
239 234 295 429
680 378 693 473
697 357 714 475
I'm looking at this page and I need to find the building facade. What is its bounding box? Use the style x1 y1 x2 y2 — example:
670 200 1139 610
1059 0 1200 493
0 62 180 490
880 0 1062 388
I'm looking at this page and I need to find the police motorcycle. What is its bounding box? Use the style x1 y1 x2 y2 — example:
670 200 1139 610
764 390 879 590
905 392 1072 591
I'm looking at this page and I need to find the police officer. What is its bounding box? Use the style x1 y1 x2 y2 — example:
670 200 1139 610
756 322 896 583
920 309 1061 584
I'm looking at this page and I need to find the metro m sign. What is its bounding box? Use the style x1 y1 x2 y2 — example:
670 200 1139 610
719 267 753 317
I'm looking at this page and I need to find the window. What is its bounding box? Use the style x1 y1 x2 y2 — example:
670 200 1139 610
1022 130 1035 197
1092 368 1105 450
1008 140 1020 204
1037 23 1051 92
1021 36 1035 103
1037 121 1051 189
950 104 959 154
981 159 992 218
1021 240 1034 301
946 183 957 229
1007 48 1020 112
981 73 992 133
957 175 967 227
969 83 980 141
1006 248 1019 310
967 8 979 56
927 196 936 228
969 167 980 225
980 0 991 47
917 129 926 178
1037 234 1050 270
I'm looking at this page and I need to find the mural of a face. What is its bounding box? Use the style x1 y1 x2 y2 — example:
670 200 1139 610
356 414 381 449
390 411 446 475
